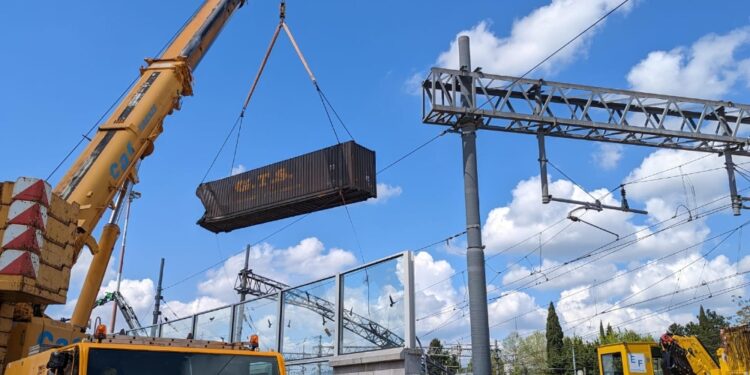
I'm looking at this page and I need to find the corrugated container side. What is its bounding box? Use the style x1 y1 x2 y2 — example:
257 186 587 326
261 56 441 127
196 141 376 233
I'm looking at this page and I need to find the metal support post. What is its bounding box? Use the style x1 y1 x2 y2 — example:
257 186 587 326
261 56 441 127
275 290 284 353
458 35 492 375
537 132 551 203
333 272 342 355
403 252 416 349
234 245 251 341
725 152 742 216
110 190 140 333
151 258 165 337
572 341 577 374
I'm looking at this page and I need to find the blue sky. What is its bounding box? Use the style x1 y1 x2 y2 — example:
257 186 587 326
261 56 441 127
3 0 750 344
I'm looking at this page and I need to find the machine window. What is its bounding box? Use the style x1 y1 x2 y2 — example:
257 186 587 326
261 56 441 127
86 348 279 375
651 346 664 375
602 353 624 375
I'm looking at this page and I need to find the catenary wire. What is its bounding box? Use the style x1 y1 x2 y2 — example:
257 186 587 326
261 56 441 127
417 175 743 334
426 198 733 337
377 129 451 175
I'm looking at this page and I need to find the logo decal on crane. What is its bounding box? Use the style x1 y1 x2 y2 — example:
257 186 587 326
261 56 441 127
109 142 136 180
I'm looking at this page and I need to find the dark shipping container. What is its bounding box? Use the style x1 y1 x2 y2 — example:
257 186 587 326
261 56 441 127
196 141 377 233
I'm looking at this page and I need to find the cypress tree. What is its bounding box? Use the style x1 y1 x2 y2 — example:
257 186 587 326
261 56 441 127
599 321 605 341
546 302 564 374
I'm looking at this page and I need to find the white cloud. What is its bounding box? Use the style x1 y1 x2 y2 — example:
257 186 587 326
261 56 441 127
553 250 750 336
624 149 747 221
48 238 358 333
502 258 619 292
482 175 643 260
231 164 247 176
367 183 403 204
406 0 632 95
161 296 227 321
488 292 546 332
198 238 358 302
404 73 425 96
436 0 633 75
481 140 747 264
627 27 750 98
592 143 624 170
412 252 465 337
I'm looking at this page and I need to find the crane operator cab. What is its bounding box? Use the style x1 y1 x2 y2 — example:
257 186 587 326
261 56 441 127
5 333 285 375
598 342 664 375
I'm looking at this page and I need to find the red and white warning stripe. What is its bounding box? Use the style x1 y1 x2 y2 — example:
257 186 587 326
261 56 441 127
0 249 40 278
7 200 48 230
12 177 52 207
1 224 44 255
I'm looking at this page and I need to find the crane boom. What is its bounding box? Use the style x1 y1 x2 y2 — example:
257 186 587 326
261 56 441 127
51 0 245 330
0 2 253 370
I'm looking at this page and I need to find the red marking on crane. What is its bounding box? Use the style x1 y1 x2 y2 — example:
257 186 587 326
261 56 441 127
2 224 43 255
12 178 51 207
0 249 39 278
7 201 48 230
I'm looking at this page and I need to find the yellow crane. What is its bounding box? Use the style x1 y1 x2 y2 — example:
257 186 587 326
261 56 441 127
0 0 286 373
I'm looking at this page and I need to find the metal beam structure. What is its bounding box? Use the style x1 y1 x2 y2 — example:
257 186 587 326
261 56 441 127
94 291 143 331
423 67 750 215
236 270 404 350
422 68 750 154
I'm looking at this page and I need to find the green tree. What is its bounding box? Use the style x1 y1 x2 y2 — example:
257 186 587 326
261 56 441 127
547 302 564 374
668 322 686 336
492 350 505 375
599 325 654 345
732 294 750 325
562 336 599 375
428 338 459 371
599 321 606 341
502 332 526 375
503 331 547 375
519 331 547 371
492 340 505 375
668 305 729 362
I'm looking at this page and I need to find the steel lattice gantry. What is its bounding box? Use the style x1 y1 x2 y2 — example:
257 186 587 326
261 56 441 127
422 67 750 214
422 68 750 154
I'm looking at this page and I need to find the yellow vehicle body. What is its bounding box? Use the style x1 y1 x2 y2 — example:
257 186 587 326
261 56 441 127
5 336 286 375
597 342 663 375
598 333 749 375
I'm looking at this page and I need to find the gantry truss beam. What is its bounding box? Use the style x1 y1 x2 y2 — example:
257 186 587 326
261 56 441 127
422 68 750 155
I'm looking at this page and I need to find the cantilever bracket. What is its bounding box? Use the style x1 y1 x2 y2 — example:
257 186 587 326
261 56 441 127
536 132 648 215
567 207 619 240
